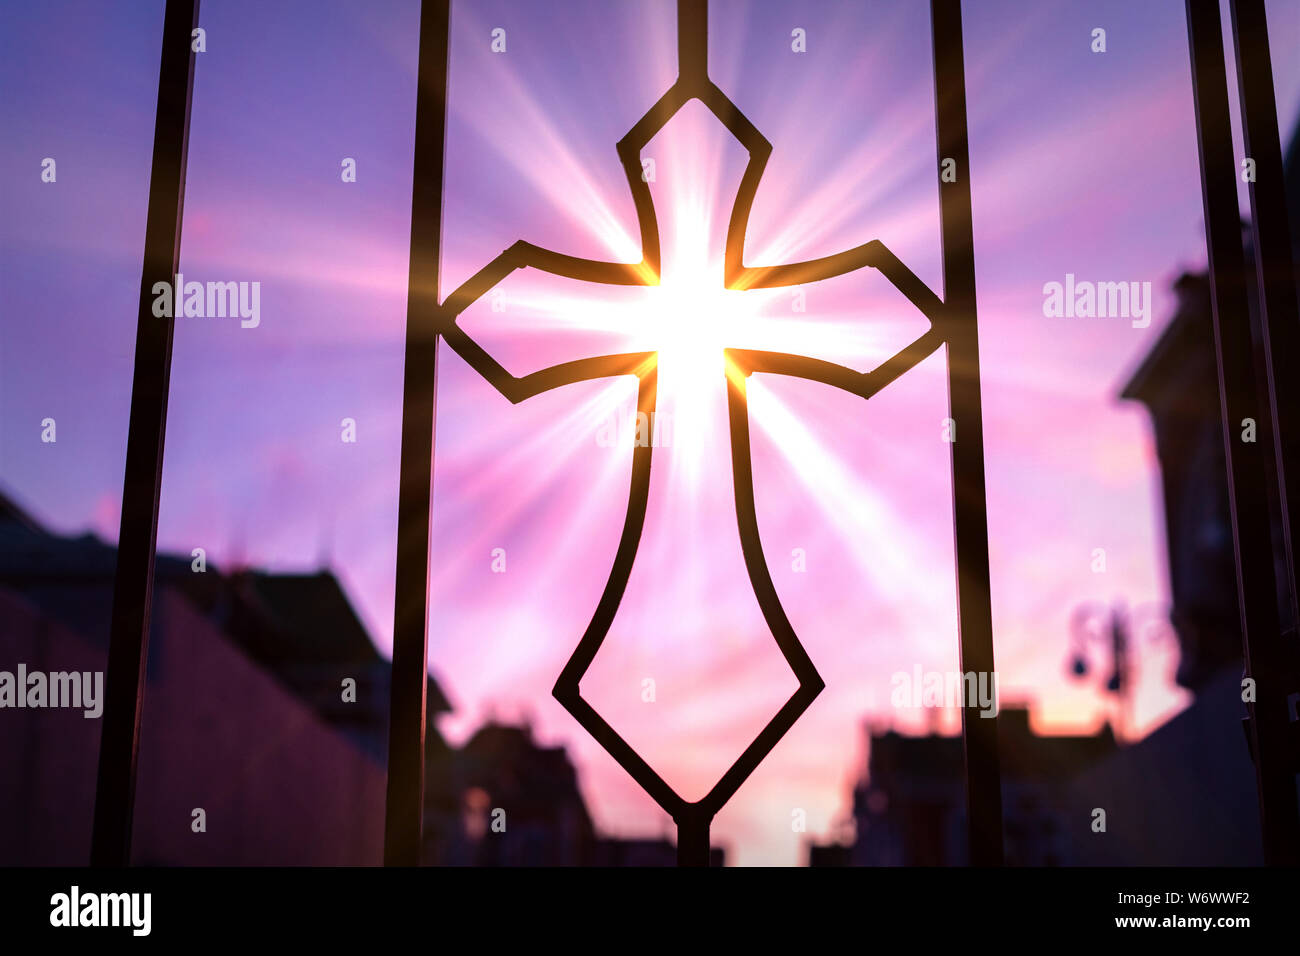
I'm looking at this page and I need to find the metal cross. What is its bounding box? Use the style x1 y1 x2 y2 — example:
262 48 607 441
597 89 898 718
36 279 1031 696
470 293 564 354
388 0 1003 867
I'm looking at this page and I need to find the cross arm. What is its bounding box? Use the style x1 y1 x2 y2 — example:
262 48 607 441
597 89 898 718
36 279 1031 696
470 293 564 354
436 242 658 403
724 238 948 400
727 325 944 401
727 238 946 327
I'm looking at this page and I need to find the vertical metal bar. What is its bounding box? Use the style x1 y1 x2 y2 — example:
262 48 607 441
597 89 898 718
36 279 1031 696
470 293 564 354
931 0 1004 867
677 0 707 87
675 0 711 871
676 814 710 868
384 0 451 867
89 0 199 869
1185 0 1300 865
1230 0 1300 622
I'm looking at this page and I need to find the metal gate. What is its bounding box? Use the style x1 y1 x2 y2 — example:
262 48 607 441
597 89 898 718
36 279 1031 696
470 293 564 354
88 0 1299 868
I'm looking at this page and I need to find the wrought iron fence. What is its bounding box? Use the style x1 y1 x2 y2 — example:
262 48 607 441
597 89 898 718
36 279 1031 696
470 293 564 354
88 0 1299 867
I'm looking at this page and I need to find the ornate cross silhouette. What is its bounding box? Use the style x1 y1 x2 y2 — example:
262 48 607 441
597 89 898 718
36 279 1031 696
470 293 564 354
387 0 1003 867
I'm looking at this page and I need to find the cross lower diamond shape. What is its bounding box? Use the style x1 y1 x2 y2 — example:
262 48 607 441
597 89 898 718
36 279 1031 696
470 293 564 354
433 0 964 863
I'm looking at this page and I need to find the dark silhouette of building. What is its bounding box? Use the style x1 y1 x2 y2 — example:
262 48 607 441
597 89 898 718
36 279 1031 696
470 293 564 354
1050 121 1300 866
423 719 724 866
1013 117 1300 867
1121 118 1300 690
1120 272 1250 689
0 487 398 864
424 720 595 866
0 486 722 866
0 490 452 760
217 570 451 761
808 707 1116 866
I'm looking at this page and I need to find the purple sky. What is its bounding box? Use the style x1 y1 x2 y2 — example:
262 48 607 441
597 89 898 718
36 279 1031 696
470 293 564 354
2 0 1298 865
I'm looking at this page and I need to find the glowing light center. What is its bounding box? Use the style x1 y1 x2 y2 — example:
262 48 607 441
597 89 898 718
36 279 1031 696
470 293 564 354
654 261 739 384
631 219 752 463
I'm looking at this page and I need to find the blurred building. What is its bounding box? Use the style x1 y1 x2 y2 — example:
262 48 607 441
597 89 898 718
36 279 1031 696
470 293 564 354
424 720 594 866
423 719 724 866
0 489 400 864
1120 115 1300 688
810 125 1300 867
808 707 1116 866
1119 271 1252 689
0 487 721 866
1064 119 1300 866
214 569 451 762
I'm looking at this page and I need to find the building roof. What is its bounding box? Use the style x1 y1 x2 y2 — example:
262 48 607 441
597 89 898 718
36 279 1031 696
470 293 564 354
456 721 592 824
0 484 451 715
229 570 449 713
1120 117 1300 406
1118 272 1214 406
867 707 1117 786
